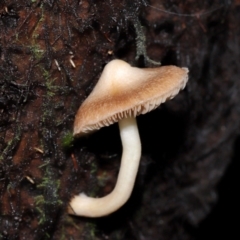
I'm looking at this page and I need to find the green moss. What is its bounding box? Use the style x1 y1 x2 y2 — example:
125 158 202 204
35 206 47 225
90 161 97 175
35 195 45 205
45 233 50 239
97 171 108 187
29 3 45 60
30 44 44 60
7 182 15 194
0 126 22 161
42 69 58 97
61 132 74 149
35 166 63 226
42 68 67 98
86 222 97 239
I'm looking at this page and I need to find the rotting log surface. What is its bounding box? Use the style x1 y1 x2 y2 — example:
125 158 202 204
0 0 239 239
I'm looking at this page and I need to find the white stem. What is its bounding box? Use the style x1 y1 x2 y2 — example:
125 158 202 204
68 117 141 217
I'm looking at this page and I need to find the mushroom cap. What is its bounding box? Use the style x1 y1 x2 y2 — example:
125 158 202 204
74 59 188 136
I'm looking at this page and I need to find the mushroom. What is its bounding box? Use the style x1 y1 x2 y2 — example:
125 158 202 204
68 59 188 217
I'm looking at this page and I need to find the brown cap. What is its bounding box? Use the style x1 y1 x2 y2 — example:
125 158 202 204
74 59 188 136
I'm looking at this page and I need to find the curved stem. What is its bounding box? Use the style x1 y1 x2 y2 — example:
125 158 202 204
68 117 141 217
